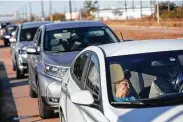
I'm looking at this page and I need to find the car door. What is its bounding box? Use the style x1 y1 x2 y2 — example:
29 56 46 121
64 52 91 122
65 52 108 122
12 26 19 64
79 53 108 122
29 28 42 89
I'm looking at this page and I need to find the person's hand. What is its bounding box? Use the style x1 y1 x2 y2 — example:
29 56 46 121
115 79 130 98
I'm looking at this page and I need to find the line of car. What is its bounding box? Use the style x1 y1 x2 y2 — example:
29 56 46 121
8 20 183 122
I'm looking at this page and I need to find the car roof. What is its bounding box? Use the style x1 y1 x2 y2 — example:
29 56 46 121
98 39 183 57
45 21 106 31
22 21 51 29
6 24 17 27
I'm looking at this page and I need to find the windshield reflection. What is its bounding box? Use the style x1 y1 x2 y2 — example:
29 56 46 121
107 51 183 106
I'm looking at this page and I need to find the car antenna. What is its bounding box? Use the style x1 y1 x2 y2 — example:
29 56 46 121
120 32 124 42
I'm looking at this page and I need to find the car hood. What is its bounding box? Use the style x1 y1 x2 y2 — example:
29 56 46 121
18 41 34 49
42 51 80 67
108 105 183 122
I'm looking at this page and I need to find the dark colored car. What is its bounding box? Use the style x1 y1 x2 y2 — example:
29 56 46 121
3 24 17 46
26 21 120 119
11 21 51 79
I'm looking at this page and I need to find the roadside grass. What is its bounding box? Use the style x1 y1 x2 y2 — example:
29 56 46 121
0 62 18 122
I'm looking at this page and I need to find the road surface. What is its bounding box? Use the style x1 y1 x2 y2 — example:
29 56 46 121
0 40 59 122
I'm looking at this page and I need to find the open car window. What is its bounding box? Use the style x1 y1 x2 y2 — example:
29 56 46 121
106 50 183 106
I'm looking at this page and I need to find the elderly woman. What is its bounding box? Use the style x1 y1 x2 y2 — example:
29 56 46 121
110 64 136 102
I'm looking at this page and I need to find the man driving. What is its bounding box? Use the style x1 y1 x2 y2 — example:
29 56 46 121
149 59 183 98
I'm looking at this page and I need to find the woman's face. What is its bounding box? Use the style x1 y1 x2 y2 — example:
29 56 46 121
116 80 130 98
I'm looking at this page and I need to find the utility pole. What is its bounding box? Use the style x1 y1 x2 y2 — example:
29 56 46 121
157 1 160 24
49 0 53 21
41 0 45 21
29 2 32 21
140 0 142 18
132 0 134 12
168 0 170 12
25 4 28 21
69 0 72 21
50 0 52 16
124 0 127 20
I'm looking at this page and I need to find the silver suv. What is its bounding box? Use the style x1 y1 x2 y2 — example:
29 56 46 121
11 21 50 79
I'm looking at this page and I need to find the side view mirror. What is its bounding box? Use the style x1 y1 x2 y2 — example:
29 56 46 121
9 38 16 43
26 47 39 54
70 90 94 105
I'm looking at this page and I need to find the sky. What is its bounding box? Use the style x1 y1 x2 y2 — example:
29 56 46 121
0 0 182 21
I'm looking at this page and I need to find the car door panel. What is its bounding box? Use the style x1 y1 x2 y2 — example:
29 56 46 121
65 53 91 122
29 29 41 89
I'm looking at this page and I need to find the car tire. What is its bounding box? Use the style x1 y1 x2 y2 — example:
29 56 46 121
59 108 65 122
4 40 8 46
29 84 37 98
38 86 54 119
16 66 24 79
12 63 16 71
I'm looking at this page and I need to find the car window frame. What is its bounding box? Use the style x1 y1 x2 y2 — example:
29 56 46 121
83 52 103 110
70 51 91 89
15 26 19 42
34 29 41 46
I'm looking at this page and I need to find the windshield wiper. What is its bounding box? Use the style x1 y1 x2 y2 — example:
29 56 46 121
138 93 183 105
46 50 65 53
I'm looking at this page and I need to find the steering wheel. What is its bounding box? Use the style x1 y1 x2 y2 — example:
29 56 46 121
179 84 183 93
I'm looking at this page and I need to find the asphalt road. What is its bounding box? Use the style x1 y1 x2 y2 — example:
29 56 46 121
0 40 59 122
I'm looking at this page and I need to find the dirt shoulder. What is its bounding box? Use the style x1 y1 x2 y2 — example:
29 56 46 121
104 19 183 29
109 25 183 40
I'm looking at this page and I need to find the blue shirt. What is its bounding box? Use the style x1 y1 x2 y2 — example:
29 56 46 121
114 96 136 102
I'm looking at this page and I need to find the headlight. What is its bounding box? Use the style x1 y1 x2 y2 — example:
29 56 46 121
44 63 68 78
5 35 10 39
19 49 27 55
19 46 28 55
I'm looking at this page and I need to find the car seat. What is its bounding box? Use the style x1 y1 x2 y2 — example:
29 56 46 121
149 77 175 98
110 64 138 98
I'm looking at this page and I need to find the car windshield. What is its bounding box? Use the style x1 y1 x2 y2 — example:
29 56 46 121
6 26 17 33
20 27 38 41
106 51 183 106
44 26 119 52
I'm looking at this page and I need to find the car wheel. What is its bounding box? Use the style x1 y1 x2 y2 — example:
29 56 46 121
12 62 16 71
179 85 183 93
37 86 54 119
29 84 37 98
4 40 8 46
16 66 24 79
59 108 65 122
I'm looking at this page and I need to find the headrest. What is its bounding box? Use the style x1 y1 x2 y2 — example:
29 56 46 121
50 39 60 46
110 64 125 84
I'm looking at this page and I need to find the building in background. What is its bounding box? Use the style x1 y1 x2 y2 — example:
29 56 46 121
65 11 80 20
93 7 155 20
